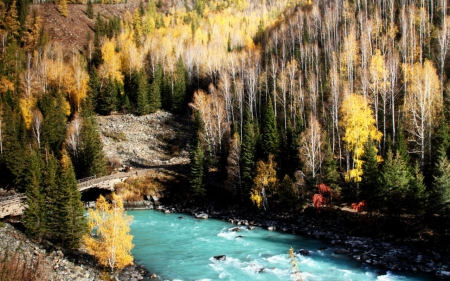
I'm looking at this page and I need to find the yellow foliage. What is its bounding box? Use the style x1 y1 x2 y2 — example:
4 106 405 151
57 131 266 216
340 94 382 182
19 97 35 129
100 38 124 84
250 154 277 209
83 193 134 272
0 76 14 93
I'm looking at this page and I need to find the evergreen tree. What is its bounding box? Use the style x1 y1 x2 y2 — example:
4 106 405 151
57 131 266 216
149 64 162 112
77 114 107 178
321 137 340 193
279 126 300 178
97 79 118 114
360 139 381 213
395 124 410 163
136 70 150 115
190 140 205 199
23 150 45 241
2 105 28 190
86 0 94 19
240 109 256 202
381 149 413 216
261 99 278 158
58 149 87 248
172 57 187 112
432 145 450 216
39 94 67 158
42 152 60 242
408 162 428 217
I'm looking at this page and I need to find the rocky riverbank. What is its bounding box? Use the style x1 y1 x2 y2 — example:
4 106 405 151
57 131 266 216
150 204 450 279
0 222 147 281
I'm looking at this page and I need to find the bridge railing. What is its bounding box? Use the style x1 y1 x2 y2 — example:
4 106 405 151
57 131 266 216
77 175 97 184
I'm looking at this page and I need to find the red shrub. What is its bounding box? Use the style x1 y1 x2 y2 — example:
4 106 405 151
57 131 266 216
351 200 366 212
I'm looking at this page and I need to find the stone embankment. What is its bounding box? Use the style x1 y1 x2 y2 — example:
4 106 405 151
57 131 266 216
0 223 147 281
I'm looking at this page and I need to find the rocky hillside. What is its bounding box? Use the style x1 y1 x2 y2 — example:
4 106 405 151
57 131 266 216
98 111 190 169
0 222 149 281
36 2 142 52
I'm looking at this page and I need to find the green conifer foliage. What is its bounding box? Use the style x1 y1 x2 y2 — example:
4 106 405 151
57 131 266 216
149 64 162 112
23 150 45 241
2 105 28 190
261 99 279 157
97 79 118 114
360 139 381 212
86 0 94 19
190 140 205 199
42 152 60 242
432 145 450 216
39 95 67 158
408 162 428 217
78 115 107 178
381 149 413 216
57 149 87 248
172 57 187 112
321 137 340 193
240 109 256 201
136 70 150 115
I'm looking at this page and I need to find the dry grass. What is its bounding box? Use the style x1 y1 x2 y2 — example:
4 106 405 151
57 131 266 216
0 247 51 281
115 170 175 202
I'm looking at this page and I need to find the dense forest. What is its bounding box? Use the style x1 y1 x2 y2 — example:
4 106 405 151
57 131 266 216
1 0 450 248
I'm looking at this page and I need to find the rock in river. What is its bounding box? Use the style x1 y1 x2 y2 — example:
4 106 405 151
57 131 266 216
213 255 227 261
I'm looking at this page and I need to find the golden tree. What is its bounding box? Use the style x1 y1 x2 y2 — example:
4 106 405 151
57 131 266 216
84 193 134 272
250 154 277 210
340 93 382 182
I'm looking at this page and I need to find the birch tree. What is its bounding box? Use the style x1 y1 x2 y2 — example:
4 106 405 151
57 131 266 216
84 193 134 272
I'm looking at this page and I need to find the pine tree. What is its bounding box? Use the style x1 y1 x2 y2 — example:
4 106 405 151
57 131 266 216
136 71 150 115
360 138 381 212
149 64 162 112
172 57 187 112
78 114 107 178
42 152 60 242
86 0 94 19
261 99 278 158
381 149 413 216
408 162 428 218
97 79 118 115
190 140 206 199
2 105 28 190
39 95 67 158
321 137 340 193
58 149 87 248
23 150 45 241
432 145 450 216
240 109 256 202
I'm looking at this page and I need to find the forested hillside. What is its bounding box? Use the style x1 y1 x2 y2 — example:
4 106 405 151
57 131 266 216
1 0 450 246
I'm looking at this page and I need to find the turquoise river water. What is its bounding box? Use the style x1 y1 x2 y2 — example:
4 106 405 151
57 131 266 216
128 210 431 281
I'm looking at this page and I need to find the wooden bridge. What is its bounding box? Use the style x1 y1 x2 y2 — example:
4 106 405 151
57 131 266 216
0 171 135 219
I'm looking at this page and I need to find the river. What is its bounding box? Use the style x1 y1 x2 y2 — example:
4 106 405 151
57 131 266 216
128 210 430 281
